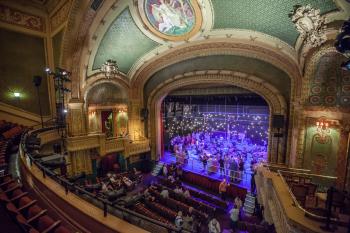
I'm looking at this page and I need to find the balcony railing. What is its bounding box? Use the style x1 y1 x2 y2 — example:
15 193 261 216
20 126 179 233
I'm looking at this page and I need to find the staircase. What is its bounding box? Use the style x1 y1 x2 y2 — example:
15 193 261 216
151 161 164 176
243 192 256 216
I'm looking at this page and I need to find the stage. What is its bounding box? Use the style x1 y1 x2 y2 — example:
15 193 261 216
161 151 253 190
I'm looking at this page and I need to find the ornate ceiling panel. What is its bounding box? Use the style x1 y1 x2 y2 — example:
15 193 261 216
211 0 337 46
143 55 291 103
92 8 160 74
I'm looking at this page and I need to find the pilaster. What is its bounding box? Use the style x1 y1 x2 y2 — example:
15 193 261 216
67 98 87 136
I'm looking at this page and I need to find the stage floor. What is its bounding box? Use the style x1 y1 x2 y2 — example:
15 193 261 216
161 151 252 190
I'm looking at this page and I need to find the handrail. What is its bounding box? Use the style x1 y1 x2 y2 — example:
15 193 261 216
278 170 337 180
277 170 339 222
20 126 180 233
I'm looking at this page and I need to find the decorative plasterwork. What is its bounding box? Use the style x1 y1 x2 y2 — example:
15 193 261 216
131 39 301 103
290 5 327 48
0 3 45 32
49 0 71 32
303 45 350 110
147 71 287 114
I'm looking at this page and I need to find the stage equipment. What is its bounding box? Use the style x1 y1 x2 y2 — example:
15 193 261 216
100 59 118 79
45 67 71 127
33 76 44 128
272 114 284 163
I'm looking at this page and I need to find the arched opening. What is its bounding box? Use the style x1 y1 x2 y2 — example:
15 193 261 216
160 85 270 185
85 82 129 137
147 71 287 181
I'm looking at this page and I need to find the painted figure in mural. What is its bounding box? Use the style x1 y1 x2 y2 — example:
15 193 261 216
145 0 195 36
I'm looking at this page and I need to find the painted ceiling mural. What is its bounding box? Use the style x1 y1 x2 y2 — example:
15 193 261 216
144 0 195 36
91 0 340 78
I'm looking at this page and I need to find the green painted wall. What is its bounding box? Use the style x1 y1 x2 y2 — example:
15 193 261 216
308 52 350 107
93 8 160 74
0 28 50 115
211 0 337 45
52 29 64 67
303 123 340 178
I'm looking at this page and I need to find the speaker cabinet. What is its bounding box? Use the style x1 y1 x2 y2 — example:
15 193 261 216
272 115 284 128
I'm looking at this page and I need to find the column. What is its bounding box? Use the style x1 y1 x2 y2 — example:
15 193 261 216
67 98 87 136
128 99 143 141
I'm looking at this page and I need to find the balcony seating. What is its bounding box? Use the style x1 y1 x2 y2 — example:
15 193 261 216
134 203 173 226
182 170 247 201
0 123 73 233
291 184 309 207
154 183 217 215
158 176 227 210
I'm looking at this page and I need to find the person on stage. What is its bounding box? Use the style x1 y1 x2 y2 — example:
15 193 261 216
219 178 229 201
218 155 225 176
201 153 208 172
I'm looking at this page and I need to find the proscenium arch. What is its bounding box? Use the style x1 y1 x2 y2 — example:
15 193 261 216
146 71 287 162
131 39 301 102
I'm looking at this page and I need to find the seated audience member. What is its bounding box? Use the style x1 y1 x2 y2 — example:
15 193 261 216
160 188 169 199
176 165 183 178
174 186 183 195
143 188 151 199
149 181 157 190
208 217 221 233
101 181 110 193
131 167 142 182
175 211 184 229
122 176 133 188
184 189 191 198
168 174 176 183
230 205 239 231
162 165 168 176
169 163 176 175
234 196 243 209
183 212 193 231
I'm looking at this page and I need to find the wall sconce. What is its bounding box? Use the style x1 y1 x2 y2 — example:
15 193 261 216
13 92 21 98
315 118 331 143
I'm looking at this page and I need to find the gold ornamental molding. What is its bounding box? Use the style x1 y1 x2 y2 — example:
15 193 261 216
130 39 301 102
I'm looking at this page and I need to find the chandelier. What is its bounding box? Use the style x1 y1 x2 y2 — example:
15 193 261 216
315 118 330 144
100 59 118 78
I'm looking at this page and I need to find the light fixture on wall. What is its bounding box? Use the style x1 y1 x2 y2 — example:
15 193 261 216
315 118 330 143
100 59 118 79
13 92 21 98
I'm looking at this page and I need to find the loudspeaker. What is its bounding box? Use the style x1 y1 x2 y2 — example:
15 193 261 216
140 108 148 119
33 76 42 87
272 115 284 128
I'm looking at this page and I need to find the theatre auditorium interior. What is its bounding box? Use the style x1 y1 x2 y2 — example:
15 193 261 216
2 0 350 233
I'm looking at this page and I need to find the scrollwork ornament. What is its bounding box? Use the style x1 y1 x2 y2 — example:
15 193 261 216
290 5 327 48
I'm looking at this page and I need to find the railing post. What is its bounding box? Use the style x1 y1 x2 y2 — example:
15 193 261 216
103 202 107 217
65 183 69 195
320 186 335 232
42 169 46 178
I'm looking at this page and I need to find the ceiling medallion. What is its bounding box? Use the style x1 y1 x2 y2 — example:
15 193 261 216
138 0 202 41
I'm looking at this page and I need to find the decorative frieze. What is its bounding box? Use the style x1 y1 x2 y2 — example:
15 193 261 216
0 4 45 32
